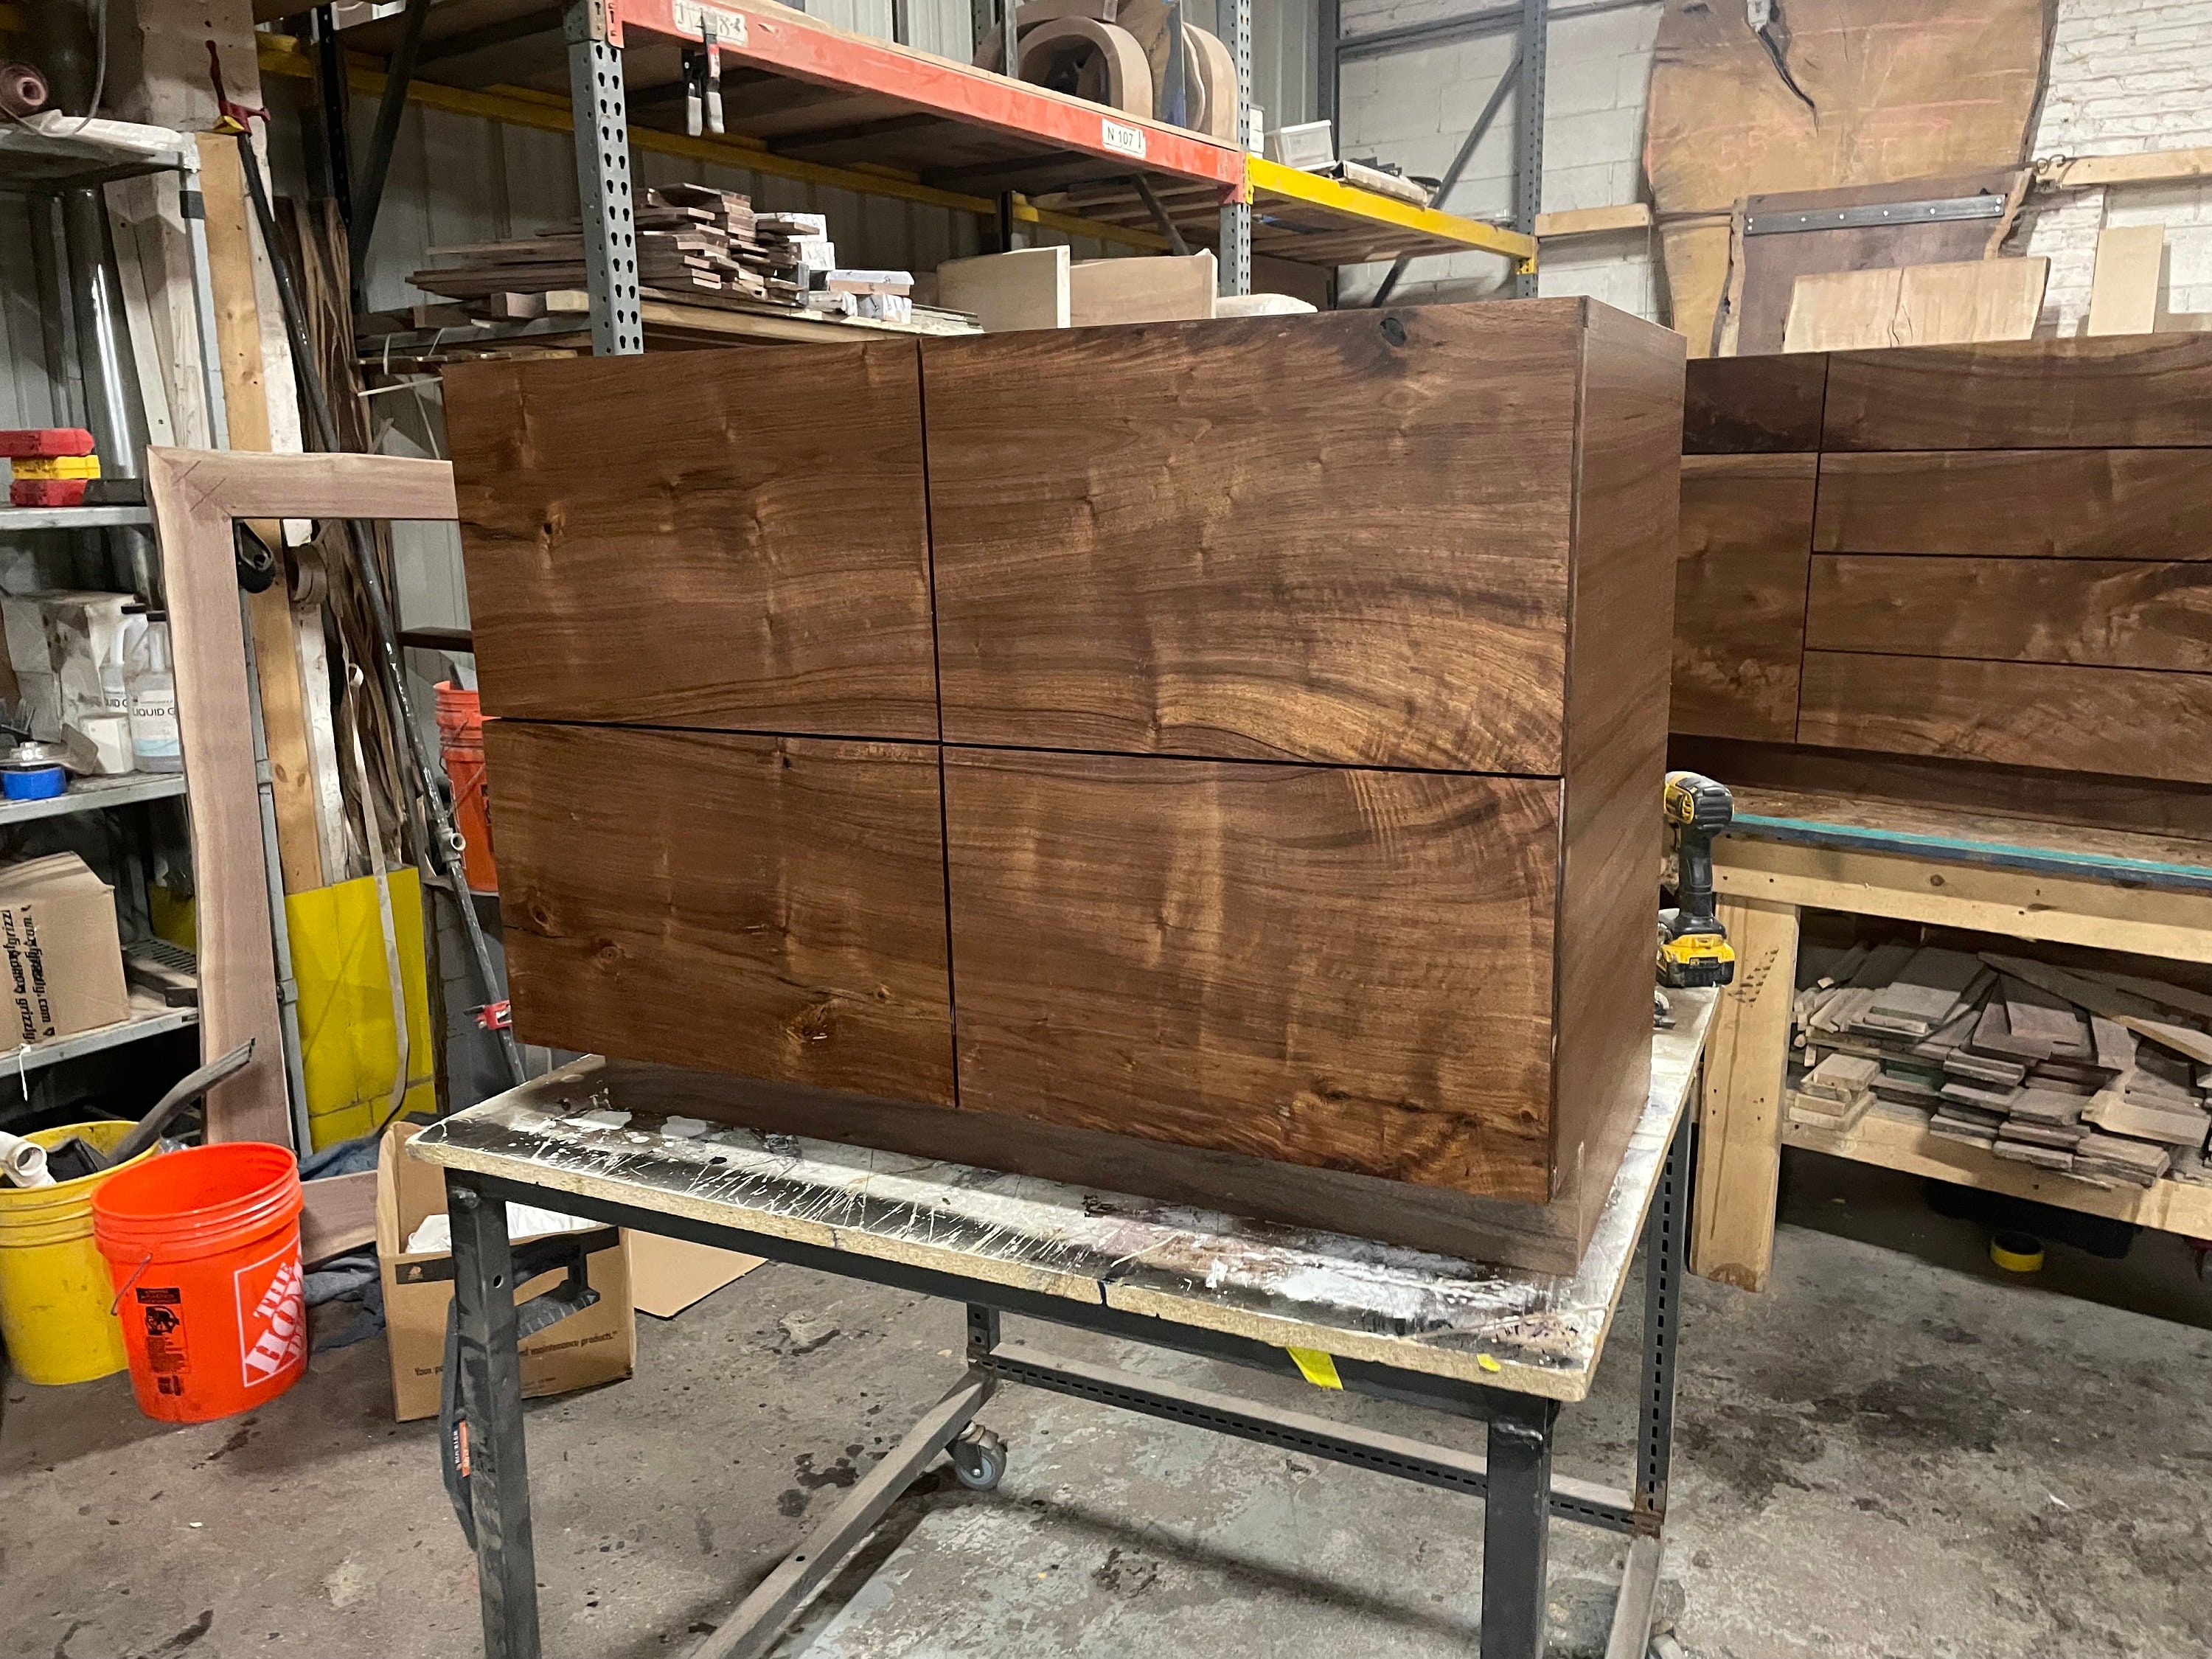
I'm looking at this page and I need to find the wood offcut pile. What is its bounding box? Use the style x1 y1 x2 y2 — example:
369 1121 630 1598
1790 942 2212 1190
407 187 914 322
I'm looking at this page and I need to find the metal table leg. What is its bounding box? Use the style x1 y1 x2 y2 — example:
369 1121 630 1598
448 1172 543 1659
1481 1394 1558 1659
1606 1105 1694 1659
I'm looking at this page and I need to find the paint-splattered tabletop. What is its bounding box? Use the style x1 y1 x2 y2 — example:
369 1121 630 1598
411 990 1714 1402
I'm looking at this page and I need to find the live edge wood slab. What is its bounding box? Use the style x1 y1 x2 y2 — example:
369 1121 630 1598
447 301 1686 1273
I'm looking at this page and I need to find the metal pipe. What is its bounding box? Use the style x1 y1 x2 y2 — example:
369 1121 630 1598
234 133 527 1090
1130 175 1190 256
308 5 356 226
60 191 159 598
351 0 434 296
27 0 96 111
1370 47 1517 307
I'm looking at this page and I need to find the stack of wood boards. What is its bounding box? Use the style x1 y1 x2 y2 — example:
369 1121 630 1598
407 189 900 312
1672 338 2212 801
1792 940 2212 1189
444 300 1686 1273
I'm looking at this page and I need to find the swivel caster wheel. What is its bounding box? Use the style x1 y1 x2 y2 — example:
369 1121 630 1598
949 1424 1007 1491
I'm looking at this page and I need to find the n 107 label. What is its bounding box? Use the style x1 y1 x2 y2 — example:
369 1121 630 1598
1100 118 1147 159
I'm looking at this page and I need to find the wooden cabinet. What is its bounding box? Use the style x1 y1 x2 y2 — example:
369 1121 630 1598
451 300 1685 1270
1672 341 2212 802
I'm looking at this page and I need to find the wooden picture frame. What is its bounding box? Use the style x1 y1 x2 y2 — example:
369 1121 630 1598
146 448 459 1260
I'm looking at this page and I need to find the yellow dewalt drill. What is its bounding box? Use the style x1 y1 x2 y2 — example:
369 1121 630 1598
1658 771 1736 989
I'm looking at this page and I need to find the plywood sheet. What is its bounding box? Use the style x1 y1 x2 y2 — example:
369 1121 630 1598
1893 256 2047 345
1782 254 2044 353
1644 0 2045 347
1813 451 2212 558
936 247 1071 332
1068 251 1217 326
1822 336 2212 449
1783 265 1902 352
1796 652 2212 786
922 304 1590 772
447 342 938 739
487 721 957 1105
1808 556 2212 671
942 747 1563 1204
1674 454 1818 741
2087 225 2166 338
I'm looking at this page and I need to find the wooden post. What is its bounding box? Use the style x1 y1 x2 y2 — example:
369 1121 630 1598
195 133 333 897
1688 894 1798 1290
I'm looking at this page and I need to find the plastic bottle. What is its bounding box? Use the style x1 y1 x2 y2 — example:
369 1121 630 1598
125 609 182 774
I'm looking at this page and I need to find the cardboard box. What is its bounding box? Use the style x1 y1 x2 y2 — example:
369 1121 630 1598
377 1124 636 1422
0 853 130 1046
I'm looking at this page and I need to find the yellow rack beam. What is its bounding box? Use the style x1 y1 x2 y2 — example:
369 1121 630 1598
254 35 1169 254
1247 156 1536 265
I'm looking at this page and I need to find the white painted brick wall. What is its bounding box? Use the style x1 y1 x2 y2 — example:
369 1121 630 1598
2024 0 2212 331
1340 0 2212 333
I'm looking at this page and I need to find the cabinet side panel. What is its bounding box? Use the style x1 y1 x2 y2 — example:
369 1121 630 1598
1555 305 1683 1218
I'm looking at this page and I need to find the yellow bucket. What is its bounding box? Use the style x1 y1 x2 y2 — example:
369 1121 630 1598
0 1121 156 1385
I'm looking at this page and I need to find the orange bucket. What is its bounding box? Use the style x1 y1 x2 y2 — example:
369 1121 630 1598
91 1143 307 1424
436 682 498 893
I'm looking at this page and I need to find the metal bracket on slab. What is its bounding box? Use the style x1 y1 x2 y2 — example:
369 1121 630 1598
1745 195 2007 235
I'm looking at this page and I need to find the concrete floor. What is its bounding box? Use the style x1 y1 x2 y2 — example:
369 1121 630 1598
6 1155 2211 1659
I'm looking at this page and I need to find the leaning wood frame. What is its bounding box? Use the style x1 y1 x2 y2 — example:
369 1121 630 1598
145 447 459 1259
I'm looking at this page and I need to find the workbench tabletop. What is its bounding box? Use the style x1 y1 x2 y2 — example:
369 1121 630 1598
409 989 1714 1402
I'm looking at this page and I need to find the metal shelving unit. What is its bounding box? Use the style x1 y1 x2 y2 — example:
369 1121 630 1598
15 998 199 1076
0 503 153 531
0 115 310 1138
272 0 1536 352
0 771 187 829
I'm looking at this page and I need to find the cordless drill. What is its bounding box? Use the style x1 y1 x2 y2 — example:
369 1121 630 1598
1657 771 1736 989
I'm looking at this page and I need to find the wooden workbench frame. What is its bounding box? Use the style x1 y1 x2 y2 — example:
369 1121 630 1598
146 447 459 1262
1691 832 2212 1291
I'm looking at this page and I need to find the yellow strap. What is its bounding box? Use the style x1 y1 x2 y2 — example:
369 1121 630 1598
1285 1346 1343 1389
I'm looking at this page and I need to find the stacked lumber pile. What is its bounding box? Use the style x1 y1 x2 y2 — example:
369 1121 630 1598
409 187 770 301
1790 942 2212 1189
407 190 911 321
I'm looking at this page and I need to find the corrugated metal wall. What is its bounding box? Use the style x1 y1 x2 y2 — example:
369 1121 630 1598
0 196 67 435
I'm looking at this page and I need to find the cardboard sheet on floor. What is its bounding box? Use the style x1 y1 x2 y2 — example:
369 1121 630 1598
626 1230 762 1318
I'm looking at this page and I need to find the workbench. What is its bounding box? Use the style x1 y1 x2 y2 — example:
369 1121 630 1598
408 988 1713 1659
1693 787 2212 1291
